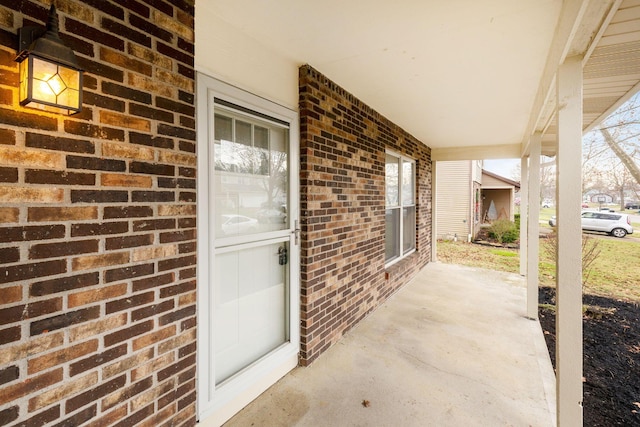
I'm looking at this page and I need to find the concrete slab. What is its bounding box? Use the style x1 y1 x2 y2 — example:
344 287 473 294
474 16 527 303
223 262 556 427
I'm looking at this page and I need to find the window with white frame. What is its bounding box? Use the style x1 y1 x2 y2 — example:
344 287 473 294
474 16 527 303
385 152 416 264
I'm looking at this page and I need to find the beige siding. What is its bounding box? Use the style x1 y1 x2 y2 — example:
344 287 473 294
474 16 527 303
436 161 472 240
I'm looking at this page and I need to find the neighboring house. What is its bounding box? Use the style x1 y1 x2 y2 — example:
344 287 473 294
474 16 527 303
0 2 638 427
435 160 483 241
481 170 521 224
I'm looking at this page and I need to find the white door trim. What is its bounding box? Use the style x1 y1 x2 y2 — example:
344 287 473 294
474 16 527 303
195 72 300 426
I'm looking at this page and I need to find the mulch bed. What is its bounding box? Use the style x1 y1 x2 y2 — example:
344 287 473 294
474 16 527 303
538 287 640 426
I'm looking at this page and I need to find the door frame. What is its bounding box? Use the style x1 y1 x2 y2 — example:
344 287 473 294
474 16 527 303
195 73 300 426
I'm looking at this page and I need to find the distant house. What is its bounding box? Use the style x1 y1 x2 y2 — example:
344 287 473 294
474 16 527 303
436 161 520 240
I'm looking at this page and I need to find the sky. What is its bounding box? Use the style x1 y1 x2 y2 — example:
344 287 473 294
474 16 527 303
483 158 521 181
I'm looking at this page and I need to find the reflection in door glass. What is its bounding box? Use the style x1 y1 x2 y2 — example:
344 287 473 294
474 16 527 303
213 111 289 238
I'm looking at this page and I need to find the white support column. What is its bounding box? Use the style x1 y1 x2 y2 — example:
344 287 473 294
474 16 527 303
519 156 529 276
556 55 584 426
527 135 541 320
431 160 438 262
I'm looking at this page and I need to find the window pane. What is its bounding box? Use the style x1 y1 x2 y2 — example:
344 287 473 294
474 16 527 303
236 120 252 146
385 208 400 262
255 126 269 150
403 206 416 254
402 160 414 205
385 154 399 206
214 114 232 142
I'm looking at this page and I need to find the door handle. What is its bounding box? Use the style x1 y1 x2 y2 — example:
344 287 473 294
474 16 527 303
278 246 288 265
293 219 301 245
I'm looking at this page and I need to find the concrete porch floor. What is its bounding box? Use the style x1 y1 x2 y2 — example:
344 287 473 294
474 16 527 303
224 262 557 427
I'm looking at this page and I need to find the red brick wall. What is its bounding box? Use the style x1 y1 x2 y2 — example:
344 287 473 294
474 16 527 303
299 65 432 365
0 1 196 426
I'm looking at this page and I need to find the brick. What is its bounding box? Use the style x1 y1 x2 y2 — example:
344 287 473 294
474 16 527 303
80 0 125 19
28 340 99 374
102 173 153 188
133 218 175 232
54 403 97 426
66 18 124 50
129 131 175 149
0 146 64 169
66 156 124 172
25 133 95 154
112 403 154 427
0 368 62 406
71 221 129 237
0 187 64 203
157 123 195 141
78 56 124 82
0 109 57 131
132 191 174 202
152 9 193 41
130 161 175 176
102 81 152 104
84 405 127 427
178 191 195 202
178 291 196 308
100 110 151 131
132 272 174 292
178 90 194 105
113 0 150 17
158 205 195 217
0 128 15 145
157 353 196 382
131 354 174 383
0 167 17 182
159 280 195 299
129 13 172 42
30 272 100 297
0 285 21 304
0 260 66 285
0 247 19 264
158 306 195 327
30 306 100 336
158 177 195 189
56 1 95 21
68 283 128 308
28 206 98 222
69 344 128 378
25 169 95 185
71 190 129 203
30 239 99 259
84 91 126 112
12 405 60 427
106 234 154 250
64 121 125 141
131 301 174 324
69 313 127 342
101 20 151 49
72 251 130 271
106 291 154 314
0 406 19 425
0 225 65 243
0 298 62 326
130 103 175 123
159 229 195 244
178 166 195 177
0 208 18 223
128 73 174 98
177 217 195 228
158 255 195 272
158 151 195 166
66 375 126 413
104 319 153 347
104 140 155 160
132 244 177 262
104 206 153 219
105 263 154 283
0 365 19 386
103 348 154 379
102 377 153 411
127 44 172 69
157 42 192 68
0 332 63 366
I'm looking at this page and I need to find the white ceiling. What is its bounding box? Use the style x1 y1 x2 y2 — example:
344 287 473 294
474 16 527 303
204 0 640 158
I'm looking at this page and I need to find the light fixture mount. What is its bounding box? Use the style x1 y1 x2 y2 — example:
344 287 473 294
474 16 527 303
15 3 83 115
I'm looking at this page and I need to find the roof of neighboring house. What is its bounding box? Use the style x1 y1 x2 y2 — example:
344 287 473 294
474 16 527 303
482 169 521 189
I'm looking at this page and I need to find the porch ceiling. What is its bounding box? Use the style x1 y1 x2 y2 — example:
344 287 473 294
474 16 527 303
203 0 640 159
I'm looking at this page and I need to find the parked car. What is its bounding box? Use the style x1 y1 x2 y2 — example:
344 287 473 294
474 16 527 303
625 202 640 209
220 214 258 235
548 212 633 238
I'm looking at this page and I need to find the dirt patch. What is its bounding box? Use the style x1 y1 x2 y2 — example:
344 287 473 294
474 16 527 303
538 287 640 426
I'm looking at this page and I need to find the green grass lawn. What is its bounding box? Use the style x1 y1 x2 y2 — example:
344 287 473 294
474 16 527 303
438 236 640 303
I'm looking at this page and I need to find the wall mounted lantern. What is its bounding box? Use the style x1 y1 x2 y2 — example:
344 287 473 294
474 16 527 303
15 4 83 115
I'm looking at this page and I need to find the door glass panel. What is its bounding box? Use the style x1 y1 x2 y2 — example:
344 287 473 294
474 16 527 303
213 112 289 237
214 242 288 384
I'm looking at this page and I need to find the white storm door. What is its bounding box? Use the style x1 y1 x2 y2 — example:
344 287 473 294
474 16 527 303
196 74 300 424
